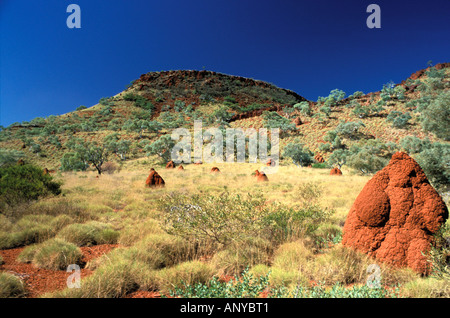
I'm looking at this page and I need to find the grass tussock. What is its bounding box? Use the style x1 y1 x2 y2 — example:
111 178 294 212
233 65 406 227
0 272 26 298
18 238 83 270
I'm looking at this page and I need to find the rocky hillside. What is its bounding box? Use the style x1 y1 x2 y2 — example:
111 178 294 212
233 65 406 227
0 64 448 175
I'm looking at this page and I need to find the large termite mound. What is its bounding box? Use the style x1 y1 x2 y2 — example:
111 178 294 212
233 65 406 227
342 152 448 274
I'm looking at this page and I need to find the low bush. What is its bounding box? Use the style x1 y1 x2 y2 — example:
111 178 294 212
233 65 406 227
0 164 61 208
0 273 26 298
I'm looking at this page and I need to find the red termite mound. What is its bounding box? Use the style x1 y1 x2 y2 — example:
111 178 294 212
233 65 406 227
342 152 448 274
330 167 342 175
211 167 220 173
314 154 325 163
166 160 176 169
254 170 269 182
177 165 184 170
145 168 165 188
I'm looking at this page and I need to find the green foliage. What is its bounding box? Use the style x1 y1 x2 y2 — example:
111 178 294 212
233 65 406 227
399 136 449 188
60 152 87 172
346 140 398 174
159 191 330 246
168 268 398 298
145 134 176 162
72 141 110 174
349 91 364 99
328 149 351 169
282 140 314 167
168 268 272 298
380 81 405 101
399 136 431 154
76 105 87 111
262 111 296 136
318 89 346 107
294 101 312 116
386 111 412 128
159 192 269 246
104 134 132 160
334 121 365 139
239 103 271 113
123 93 154 111
0 149 24 167
0 164 61 208
415 142 450 189
420 90 450 140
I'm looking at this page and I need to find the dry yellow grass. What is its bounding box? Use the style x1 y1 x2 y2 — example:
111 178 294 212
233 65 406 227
21 161 448 298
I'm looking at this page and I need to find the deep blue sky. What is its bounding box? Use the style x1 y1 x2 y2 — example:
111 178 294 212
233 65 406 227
1 0 449 127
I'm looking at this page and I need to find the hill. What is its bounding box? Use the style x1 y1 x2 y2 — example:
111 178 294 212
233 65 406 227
0 64 448 180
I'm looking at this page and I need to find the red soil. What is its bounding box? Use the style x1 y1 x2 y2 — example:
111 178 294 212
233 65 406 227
0 244 118 298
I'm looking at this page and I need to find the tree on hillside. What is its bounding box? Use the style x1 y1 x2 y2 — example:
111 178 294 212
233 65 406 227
64 139 110 174
262 111 296 137
104 134 132 160
327 149 350 169
386 111 412 129
399 136 449 189
294 101 312 117
145 134 176 162
420 91 450 141
282 140 314 167
0 149 24 167
346 140 398 174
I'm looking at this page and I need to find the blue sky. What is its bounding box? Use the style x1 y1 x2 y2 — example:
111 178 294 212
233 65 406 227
1 0 449 127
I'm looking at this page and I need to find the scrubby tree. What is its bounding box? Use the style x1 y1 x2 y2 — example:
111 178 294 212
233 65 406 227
386 111 412 129
415 142 449 189
282 140 314 167
346 140 398 174
145 134 176 162
294 101 312 116
262 111 296 136
334 121 365 139
327 149 351 169
60 152 87 171
420 91 450 140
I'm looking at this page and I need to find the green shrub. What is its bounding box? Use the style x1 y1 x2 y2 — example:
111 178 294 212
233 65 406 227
159 192 269 246
420 90 450 140
386 111 412 128
18 238 82 270
0 273 26 298
0 164 61 207
167 268 272 298
282 140 314 167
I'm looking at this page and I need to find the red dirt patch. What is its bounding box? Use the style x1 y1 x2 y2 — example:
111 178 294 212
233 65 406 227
0 244 118 298
126 291 161 298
